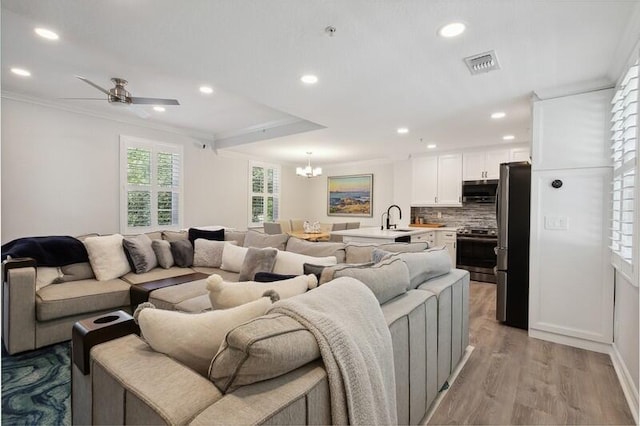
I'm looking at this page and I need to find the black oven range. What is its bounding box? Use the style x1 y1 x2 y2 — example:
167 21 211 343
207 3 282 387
456 227 497 283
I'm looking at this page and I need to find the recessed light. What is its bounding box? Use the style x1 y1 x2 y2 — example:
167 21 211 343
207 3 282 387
491 111 506 119
503 135 515 141
300 75 318 84
427 144 437 149
153 106 166 112
397 127 409 134
11 67 31 77
199 86 213 94
34 28 59 40
438 22 466 38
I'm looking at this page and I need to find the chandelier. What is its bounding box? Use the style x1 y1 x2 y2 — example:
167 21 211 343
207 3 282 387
296 152 322 178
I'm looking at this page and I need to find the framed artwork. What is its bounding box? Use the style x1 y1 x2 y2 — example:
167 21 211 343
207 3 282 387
327 174 373 217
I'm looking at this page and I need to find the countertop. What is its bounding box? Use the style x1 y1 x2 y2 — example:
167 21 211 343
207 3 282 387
330 226 458 238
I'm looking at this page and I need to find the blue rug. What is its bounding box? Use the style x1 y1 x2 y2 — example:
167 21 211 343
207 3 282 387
1 343 71 426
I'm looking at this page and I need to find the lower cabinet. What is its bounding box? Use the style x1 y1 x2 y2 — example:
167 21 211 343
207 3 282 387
436 230 457 266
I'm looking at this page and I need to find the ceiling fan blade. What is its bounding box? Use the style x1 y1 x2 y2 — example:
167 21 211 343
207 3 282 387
129 97 180 105
58 97 106 100
75 75 112 96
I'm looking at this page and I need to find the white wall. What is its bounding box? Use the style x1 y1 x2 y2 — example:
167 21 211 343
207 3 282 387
0 97 306 242
614 272 639 391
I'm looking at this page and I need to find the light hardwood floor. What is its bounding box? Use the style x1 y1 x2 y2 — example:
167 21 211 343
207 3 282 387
428 281 635 425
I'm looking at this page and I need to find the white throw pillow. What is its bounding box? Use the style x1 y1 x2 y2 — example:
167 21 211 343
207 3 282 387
136 297 272 376
272 250 337 275
84 234 131 281
220 242 249 272
194 239 236 268
206 273 318 310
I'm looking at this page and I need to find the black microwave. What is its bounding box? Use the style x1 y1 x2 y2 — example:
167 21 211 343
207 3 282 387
462 180 498 203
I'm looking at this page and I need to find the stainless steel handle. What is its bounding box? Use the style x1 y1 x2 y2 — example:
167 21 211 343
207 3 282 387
457 236 499 243
435 196 437 203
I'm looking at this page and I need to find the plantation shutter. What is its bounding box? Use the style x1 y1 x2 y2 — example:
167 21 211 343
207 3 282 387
249 161 281 227
610 59 638 274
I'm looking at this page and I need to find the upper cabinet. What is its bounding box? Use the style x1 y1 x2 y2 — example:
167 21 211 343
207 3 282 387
532 88 613 170
510 147 530 162
411 153 462 206
462 149 510 180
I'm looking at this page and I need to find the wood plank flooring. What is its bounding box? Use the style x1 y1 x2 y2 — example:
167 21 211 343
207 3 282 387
428 281 635 425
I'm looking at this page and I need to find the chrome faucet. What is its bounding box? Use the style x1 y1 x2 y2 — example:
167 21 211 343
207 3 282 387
386 204 402 230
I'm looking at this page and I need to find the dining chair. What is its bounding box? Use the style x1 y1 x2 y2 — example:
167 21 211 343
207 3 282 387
290 219 305 232
278 220 292 234
346 222 360 229
330 222 347 242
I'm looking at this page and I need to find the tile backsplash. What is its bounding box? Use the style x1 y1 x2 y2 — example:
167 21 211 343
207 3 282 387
411 204 497 229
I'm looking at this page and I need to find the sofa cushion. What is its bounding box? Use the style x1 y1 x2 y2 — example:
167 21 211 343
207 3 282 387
372 246 452 289
220 243 249 273
243 231 289 251
148 278 210 311
36 278 130 321
191 267 240 281
188 228 225 245
224 231 246 247
206 274 317 310
121 266 196 285
162 230 188 242
36 267 60 290
285 238 346 263
83 234 131 281
273 251 337 275
55 262 95 282
174 294 212 313
311 262 375 285
136 297 273 376
210 313 320 393
152 240 174 269
193 239 234 268
333 257 410 304
344 242 428 264
170 240 194 268
238 247 278 281
123 234 158 274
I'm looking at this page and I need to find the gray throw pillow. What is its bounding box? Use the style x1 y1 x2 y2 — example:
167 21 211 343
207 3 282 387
162 230 188 242
152 240 174 269
243 230 289 251
286 238 346 263
238 247 278 281
345 242 429 264
123 234 158 274
210 313 320 393
225 231 246 247
170 240 194 267
371 246 452 289
333 257 410 304
193 239 235 268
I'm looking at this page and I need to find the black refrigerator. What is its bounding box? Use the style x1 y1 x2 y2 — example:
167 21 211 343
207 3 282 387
495 162 531 330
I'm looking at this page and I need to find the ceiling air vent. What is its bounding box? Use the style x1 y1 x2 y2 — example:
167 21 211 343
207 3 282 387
464 50 500 75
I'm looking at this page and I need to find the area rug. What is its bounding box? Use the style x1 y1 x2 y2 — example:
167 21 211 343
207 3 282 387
1 343 71 426
422 345 475 425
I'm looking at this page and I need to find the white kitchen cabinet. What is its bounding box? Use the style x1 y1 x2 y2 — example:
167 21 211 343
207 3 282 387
411 156 438 205
411 154 462 206
510 147 530 162
462 149 509 180
411 230 435 246
436 229 457 266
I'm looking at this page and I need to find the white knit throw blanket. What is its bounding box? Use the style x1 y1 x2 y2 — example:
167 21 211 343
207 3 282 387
269 277 397 425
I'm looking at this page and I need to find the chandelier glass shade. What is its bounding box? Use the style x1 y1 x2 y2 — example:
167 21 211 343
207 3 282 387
296 154 322 178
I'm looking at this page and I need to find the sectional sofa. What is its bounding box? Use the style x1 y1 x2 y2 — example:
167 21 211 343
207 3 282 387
2 228 470 425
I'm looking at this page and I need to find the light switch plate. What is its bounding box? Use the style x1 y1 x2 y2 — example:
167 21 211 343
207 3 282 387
544 215 568 230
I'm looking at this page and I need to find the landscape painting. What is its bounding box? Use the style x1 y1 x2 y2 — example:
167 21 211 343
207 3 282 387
327 174 373 217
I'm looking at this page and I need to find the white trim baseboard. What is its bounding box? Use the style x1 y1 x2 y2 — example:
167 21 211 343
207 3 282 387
529 328 612 354
610 344 639 424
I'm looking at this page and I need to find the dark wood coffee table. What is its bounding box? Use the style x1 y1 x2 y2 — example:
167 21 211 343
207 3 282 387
129 272 209 308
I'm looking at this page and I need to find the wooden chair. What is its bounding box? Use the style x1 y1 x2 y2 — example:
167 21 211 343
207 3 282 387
263 222 282 235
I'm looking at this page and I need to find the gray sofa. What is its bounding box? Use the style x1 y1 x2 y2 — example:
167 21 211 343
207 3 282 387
72 260 470 425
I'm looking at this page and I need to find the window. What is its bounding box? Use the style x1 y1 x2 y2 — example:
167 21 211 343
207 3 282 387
610 59 638 281
248 161 280 227
120 135 183 234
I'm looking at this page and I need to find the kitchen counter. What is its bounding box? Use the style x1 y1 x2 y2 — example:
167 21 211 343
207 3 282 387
409 225 459 232
331 227 433 243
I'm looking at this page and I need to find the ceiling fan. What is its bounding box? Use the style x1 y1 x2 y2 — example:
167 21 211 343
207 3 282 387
69 76 180 106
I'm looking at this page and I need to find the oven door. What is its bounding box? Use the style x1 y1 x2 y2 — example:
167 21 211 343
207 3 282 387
456 236 498 282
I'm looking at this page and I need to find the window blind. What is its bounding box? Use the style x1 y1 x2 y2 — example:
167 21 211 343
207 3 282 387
610 60 638 269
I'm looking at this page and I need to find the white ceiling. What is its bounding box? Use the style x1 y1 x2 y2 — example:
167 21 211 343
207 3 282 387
2 0 639 166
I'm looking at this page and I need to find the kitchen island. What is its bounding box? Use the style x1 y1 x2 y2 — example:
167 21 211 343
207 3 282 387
330 227 431 243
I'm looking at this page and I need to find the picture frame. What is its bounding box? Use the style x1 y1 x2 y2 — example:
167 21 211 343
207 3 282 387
327 174 373 217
